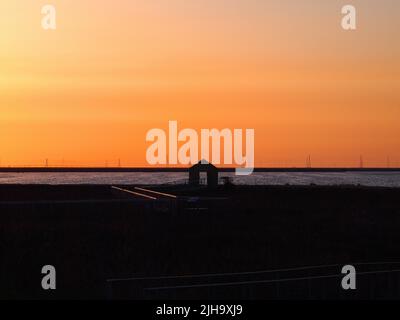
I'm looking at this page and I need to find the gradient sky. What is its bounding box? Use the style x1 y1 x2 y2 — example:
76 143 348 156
0 0 399 167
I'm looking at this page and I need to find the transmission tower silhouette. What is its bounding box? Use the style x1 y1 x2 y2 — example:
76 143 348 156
306 155 312 168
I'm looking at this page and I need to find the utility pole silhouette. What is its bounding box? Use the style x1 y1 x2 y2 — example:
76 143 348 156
387 156 390 168
118 159 121 168
359 155 364 169
45 159 49 168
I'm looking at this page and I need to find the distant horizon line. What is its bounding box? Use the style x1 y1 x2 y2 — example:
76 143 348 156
1 167 400 173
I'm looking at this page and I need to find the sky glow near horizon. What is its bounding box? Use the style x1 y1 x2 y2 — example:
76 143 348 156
0 0 399 167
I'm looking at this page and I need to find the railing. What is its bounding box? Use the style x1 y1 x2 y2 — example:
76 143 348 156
162 178 207 186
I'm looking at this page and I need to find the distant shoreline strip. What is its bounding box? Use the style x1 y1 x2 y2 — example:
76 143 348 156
1 167 400 173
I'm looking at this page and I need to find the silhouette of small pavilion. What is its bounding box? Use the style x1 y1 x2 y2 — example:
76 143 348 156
189 160 218 188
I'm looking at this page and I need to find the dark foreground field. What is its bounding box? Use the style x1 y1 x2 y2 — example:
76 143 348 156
0 184 400 299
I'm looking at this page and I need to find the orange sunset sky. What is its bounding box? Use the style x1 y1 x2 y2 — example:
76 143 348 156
0 0 399 167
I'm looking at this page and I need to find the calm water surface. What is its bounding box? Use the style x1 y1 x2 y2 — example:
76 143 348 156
0 172 400 187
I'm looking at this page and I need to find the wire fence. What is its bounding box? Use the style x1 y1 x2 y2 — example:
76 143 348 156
106 262 400 300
